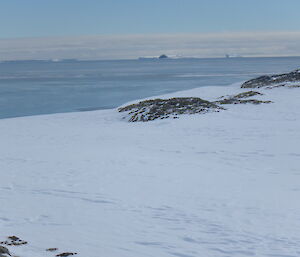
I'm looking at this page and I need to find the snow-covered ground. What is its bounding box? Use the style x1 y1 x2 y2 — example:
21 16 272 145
0 82 300 257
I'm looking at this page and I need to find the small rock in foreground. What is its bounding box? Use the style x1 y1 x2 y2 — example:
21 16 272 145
56 252 77 257
0 236 27 246
46 248 58 252
0 246 11 256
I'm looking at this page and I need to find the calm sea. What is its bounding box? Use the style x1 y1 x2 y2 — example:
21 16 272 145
0 57 299 119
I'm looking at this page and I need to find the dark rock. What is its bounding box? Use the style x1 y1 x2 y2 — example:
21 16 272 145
232 91 263 98
56 252 77 257
217 99 272 105
46 248 58 252
7 237 19 242
119 97 224 122
0 246 11 256
0 236 27 246
215 91 272 105
241 69 300 88
265 84 300 89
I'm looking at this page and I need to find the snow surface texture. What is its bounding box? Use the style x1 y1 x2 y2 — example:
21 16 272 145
0 82 300 257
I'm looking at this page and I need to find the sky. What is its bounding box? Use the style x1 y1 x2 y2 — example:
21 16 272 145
0 0 300 60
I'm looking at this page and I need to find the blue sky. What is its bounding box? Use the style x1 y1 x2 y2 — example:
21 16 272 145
0 0 299 38
0 0 300 60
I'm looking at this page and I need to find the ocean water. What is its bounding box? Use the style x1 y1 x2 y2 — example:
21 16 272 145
0 57 299 119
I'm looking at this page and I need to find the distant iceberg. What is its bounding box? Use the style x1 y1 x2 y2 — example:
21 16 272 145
138 54 189 60
225 54 243 58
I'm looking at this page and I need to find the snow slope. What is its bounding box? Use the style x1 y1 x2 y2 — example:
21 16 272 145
0 83 300 257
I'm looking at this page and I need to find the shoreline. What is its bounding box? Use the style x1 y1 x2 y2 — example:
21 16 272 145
1 72 300 257
2 55 300 63
0 81 244 122
0 56 299 120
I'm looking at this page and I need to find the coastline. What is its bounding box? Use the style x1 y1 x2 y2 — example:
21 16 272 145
0 81 244 122
1 56 300 120
0 80 300 257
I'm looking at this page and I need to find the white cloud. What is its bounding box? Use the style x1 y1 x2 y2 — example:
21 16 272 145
0 32 300 60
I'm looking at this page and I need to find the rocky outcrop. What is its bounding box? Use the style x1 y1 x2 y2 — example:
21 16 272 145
119 69 300 122
0 236 27 246
0 246 11 257
56 253 77 257
119 97 224 122
241 69 300 88
119 91 274 122
215 91 272 105
0 236 77 257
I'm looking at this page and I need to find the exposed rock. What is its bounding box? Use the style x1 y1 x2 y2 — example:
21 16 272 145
56 252 77 257
0 236 78 257
7 237 18 242
119 97 224 122
215 91 272 105
0 246 11 256
241 69 300 88
265 84 300 89
119 68 300 122
265 84 286 89
217 99 272 105
232 91 263 98
0 236 27 246
46 248 58 252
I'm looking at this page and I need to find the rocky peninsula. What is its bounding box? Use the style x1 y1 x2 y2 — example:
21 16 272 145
119 69 300 122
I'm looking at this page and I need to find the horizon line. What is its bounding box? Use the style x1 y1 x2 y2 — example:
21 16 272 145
1 31 300 61
2 55 300 63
